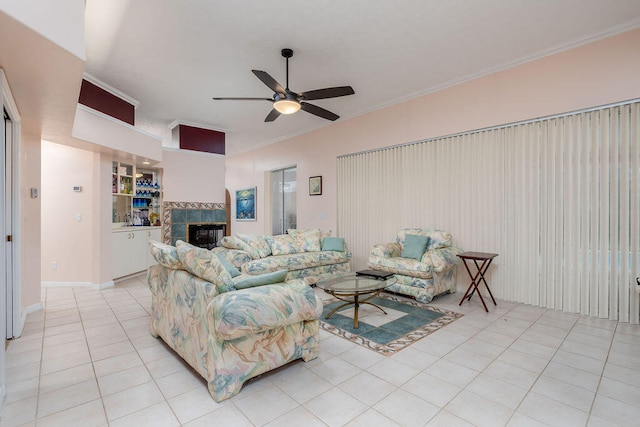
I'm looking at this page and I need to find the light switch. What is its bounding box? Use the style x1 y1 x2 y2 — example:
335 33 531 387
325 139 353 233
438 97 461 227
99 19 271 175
76 213 82 222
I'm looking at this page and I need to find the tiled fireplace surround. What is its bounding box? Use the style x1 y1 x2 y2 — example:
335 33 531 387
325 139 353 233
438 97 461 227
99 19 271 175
162 201 227 245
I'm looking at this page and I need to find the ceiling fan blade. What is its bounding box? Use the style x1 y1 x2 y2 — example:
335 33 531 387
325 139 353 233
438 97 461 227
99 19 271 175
300 102 339 121
264 109 281 122
300 86 355 101
212 97 272 101
252 70 286 94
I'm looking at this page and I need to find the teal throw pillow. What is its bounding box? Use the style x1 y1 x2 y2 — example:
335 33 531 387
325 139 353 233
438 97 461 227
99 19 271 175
233 269 288 290
401 234 430 261
322 237 345 252
215 253 241 278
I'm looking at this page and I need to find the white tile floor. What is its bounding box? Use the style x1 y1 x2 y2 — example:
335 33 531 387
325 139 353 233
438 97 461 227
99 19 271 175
2 274 640 426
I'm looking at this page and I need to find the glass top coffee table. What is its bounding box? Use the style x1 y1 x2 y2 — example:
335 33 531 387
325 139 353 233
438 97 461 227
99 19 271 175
317 273 396 329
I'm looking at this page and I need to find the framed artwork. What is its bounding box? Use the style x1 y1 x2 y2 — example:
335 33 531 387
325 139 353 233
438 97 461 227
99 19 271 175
309 176 322 196
235 187 256 221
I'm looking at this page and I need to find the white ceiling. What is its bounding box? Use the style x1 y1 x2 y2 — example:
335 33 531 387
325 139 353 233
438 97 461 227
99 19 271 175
83 0 640 155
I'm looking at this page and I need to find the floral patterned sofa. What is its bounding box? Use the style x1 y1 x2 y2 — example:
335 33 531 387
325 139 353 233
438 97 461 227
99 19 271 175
147 240 323 402
214 229 351 285
367 228 463 303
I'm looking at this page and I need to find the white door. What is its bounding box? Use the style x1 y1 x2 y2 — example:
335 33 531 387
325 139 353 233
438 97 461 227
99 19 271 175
112 231 133 279
130 230 148 273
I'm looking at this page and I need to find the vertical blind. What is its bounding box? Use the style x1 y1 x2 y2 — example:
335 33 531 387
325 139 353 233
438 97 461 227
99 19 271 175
337 102 640 323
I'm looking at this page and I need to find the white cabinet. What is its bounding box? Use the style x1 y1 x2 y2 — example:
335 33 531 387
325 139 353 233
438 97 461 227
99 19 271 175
112 227 162 279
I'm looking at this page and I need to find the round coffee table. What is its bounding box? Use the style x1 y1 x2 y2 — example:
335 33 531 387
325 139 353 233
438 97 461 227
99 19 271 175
317 273 396 329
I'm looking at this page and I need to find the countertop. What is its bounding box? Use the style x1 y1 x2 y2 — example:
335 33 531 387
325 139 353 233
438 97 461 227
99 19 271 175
112 225 161 233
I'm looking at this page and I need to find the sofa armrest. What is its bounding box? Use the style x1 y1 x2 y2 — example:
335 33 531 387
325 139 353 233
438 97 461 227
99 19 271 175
425 246 464 273
149 264 221 323
370 242 402 258
209 280 323 341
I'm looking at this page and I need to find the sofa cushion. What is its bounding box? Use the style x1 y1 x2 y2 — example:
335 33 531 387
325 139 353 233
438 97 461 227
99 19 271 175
425 230 453 251
215 253 241 278
288 228 321 252
148 240 183 269
232 269 288 290
212 247 252 269
265 234 299 256
210 280 322 341
401 234 430 260
220 236 241 250
242 251 350 275
176 241 236 293
396 228 452 251
367 255 434 279
236 234 272 259
321 237 345 252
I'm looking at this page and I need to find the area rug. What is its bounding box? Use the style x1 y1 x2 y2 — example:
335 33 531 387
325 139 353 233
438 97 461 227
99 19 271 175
319 293 463 356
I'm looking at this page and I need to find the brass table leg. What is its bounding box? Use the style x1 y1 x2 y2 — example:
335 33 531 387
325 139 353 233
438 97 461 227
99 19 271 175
324 289 388 329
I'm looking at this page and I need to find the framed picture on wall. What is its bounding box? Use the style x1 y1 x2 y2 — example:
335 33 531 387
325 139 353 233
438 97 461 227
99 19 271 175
309 176 322 196
235 187 257 221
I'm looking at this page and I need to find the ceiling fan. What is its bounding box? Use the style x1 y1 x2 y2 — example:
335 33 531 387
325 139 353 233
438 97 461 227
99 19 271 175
212 48 355 122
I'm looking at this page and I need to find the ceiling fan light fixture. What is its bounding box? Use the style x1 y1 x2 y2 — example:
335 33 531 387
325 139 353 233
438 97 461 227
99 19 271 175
273 99 301 114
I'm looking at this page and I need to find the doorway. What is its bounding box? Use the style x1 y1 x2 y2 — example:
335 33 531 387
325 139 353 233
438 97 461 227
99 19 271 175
271 167 296 235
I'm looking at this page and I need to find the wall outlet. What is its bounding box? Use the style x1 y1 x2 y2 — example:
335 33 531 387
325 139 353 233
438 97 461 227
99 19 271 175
51 261 57 270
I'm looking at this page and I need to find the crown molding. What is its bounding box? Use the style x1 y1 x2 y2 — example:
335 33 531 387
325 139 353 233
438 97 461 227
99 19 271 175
168 119 226 133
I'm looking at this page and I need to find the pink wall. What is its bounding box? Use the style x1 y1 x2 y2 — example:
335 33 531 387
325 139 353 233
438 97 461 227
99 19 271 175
0 0 86 60
41 140 95 283
20 132 42 307
226 28 640 236
159 148 226 204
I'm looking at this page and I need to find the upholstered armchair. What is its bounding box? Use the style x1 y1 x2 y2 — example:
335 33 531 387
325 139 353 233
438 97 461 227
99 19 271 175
368 228 463 303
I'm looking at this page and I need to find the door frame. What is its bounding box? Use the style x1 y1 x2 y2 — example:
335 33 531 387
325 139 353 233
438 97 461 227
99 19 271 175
2 70 21 340
1 68 22 410
266 165 297 235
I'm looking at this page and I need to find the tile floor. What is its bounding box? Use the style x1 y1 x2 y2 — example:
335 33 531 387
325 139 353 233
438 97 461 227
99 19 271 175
2 274 640 426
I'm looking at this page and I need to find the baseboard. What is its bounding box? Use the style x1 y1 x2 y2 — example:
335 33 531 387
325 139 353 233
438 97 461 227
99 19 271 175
16 302 45 337
42 280 115 290
95 281 114 290
42 281 92 287
24 302 44 314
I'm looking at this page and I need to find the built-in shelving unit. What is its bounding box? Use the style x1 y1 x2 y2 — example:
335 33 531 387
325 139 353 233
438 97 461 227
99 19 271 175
111 160 163 279
112 161 162 226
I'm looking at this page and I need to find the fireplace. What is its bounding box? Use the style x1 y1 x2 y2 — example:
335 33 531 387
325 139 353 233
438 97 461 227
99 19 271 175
187 223 226 249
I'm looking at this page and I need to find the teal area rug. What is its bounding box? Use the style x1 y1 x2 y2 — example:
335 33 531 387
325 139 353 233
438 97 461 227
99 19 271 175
320 293 463 356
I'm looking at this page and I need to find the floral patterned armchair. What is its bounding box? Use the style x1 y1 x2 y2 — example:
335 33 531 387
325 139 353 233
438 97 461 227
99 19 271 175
367 228 463 303
147 240 323 402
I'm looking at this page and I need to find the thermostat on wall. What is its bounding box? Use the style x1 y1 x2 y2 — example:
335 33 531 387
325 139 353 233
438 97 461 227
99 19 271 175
73 186 82 192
